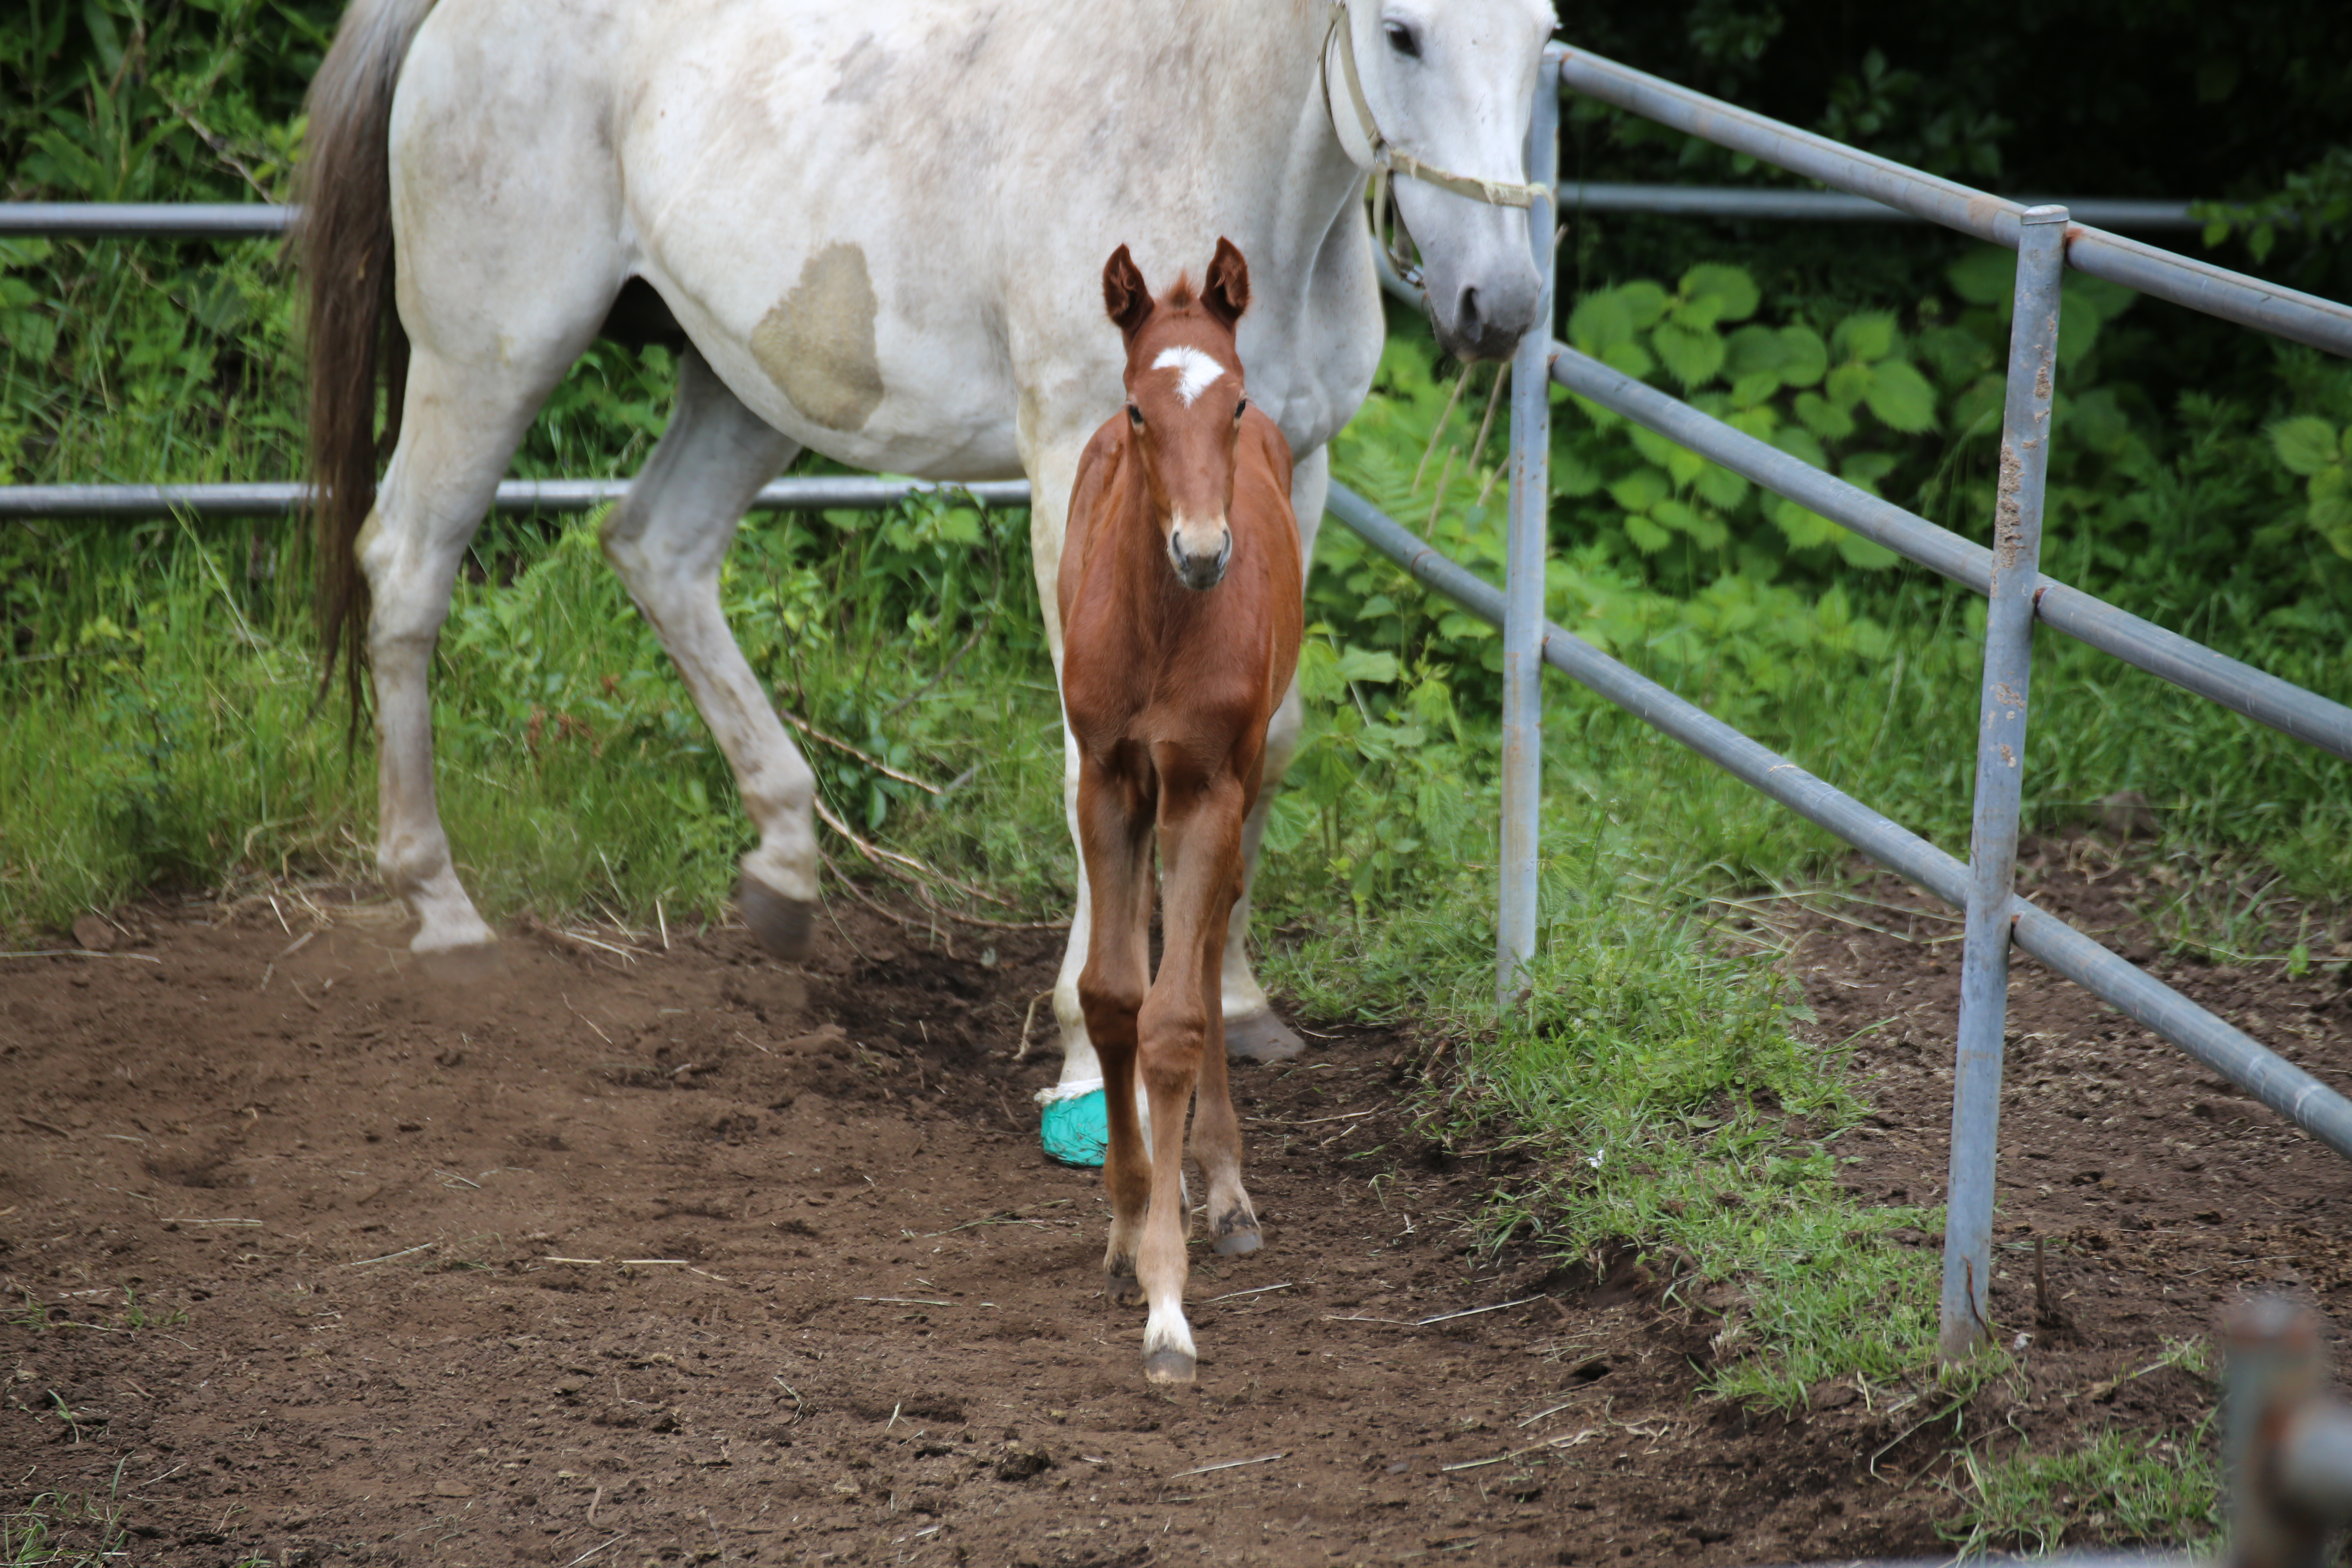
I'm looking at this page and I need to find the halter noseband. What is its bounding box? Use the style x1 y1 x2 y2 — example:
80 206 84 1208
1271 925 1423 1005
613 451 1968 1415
1321 0 1551 287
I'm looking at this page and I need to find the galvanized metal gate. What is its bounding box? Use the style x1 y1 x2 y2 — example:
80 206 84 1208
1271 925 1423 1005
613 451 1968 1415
1427 45 2352 1366
4 45 2351 1374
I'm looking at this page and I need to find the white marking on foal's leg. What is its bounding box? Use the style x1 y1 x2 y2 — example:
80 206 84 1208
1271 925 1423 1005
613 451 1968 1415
1151 345 1226 407
1142 1294 1197 1384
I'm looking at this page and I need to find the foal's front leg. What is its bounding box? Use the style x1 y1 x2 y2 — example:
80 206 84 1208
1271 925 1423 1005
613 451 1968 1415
1133 777 1250 1383
1072 760 1154 1306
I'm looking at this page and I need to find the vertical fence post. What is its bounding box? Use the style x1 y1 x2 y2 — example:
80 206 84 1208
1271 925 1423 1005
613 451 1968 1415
1497 48 1563 1009
1938 205 2068 1363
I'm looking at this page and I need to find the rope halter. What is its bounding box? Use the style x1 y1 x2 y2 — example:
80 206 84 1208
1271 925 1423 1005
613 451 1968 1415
1321 0 1552 287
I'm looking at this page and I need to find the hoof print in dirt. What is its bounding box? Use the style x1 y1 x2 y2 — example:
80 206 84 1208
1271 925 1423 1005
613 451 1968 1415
993 1443 1053 1481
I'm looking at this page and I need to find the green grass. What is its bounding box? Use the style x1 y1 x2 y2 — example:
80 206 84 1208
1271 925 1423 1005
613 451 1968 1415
1943 1420 2222 1557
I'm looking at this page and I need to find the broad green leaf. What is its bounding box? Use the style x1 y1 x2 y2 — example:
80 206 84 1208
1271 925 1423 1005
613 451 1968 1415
1947 245 2014 306
1776 326 1829 388
1294 639 1347 702
1554 447 1605 498
1599 341 1655 381
1796 391 1857 441
1833 310 1899 363
1824 361 1873 413
1722 324 1786 380
1834 532 1901 570
1617 280 1670 329
1694 463 1750 510
1627 425 1683 470
1624 512 1673 554
2270 416 2340 477
1567 290 1633 354
1607 467 1670 513
1681 263 1761 323
1840 451 1898 496
1729 371 1782 409
1863 359 1938 432
1769 498 1840 549
1653 321 1727 388
1651 497 1702 535
1334 646 1402 684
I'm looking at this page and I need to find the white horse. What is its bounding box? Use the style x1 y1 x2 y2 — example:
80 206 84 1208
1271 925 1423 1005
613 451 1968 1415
300 0 1553 1118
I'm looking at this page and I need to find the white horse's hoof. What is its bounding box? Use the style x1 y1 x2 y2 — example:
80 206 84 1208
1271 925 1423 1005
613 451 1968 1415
1225 1011 1304 1063
413 938 504 986
1143 1348 1197 1385
737 873 817 961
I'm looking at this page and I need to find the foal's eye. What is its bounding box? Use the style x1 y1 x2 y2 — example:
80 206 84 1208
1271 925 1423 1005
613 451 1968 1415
1384 20 1420 58
1126 402 1144 428
1234 396 1248 421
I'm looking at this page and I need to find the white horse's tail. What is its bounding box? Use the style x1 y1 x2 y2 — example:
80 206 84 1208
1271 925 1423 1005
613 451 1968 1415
294 0 440 729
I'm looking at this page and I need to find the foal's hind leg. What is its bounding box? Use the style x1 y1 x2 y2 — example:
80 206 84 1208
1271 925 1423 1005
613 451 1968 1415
597 350 812 957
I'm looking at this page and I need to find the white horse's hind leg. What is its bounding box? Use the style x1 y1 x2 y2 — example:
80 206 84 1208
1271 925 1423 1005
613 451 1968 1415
598 349 812 957
1220 443 1330 1064
367 346 579 979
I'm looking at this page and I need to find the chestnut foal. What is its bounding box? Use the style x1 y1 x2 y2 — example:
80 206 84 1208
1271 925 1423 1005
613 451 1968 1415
1059 240 1304 1385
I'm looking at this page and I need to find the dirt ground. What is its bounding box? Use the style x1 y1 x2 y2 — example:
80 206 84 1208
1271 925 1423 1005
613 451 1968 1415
2 834 2346 1567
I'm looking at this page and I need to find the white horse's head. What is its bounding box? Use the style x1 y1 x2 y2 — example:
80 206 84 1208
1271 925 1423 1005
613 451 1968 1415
1328 0 1555 361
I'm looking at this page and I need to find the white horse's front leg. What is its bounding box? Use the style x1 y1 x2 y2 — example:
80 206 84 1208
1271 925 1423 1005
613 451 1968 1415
1218 442 1330 1063
599 350 811 956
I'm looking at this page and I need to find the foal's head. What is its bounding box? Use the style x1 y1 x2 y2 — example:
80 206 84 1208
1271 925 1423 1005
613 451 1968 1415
1102 239 1254 592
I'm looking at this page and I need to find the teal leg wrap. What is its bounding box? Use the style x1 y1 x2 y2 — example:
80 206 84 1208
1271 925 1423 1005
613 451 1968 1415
1038 1079 1109 1168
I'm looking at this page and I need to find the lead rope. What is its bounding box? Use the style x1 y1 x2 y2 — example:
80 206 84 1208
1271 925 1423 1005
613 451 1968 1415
1322 0 1551 290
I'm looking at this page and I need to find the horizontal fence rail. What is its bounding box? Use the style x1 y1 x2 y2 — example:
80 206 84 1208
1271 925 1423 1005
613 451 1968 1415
1321 481 2352 1162
0 202 293 237
0 477 1032 519
1556 49 2352 359
0 193 2209 241
1559 183 2200 229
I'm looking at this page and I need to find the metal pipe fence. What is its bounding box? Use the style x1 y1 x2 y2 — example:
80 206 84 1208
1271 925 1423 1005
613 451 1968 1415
1520 47 2352 1370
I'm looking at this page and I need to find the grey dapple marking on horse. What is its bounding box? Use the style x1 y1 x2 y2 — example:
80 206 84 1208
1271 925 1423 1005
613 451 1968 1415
298 0 1553 1080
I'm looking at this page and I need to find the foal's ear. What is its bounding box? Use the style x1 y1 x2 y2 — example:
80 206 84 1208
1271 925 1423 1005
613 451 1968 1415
1202 236 1251 330
1102 245 1154 343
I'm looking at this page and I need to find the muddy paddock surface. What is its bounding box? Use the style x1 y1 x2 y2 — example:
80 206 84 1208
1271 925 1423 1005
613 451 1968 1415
2 843 2347 1567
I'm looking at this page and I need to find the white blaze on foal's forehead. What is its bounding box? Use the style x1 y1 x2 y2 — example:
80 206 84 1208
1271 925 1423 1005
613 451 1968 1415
1151 345 1227 407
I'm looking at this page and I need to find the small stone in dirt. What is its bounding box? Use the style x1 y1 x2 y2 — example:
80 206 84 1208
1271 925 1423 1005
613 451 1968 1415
994 1445 1052 1481
831 1477 862 1497
1808 1380 1857 1412
71 916 116 951
432 1481 473 1498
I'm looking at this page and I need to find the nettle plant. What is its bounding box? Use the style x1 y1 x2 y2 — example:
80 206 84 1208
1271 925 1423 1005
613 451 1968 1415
1558 261 1942 573
2268 412 2352 561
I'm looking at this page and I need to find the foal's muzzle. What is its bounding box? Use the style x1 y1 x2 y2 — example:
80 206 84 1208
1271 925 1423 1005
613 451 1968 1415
1167 516 1233 592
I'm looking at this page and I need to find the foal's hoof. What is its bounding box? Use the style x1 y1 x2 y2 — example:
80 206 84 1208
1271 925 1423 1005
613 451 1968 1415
1212 1216 1263 1257
1104 1267 1145 1309
1225 1011 1304 1064
1143 1348 1198 1385
414 938 504 987
737 875 817 962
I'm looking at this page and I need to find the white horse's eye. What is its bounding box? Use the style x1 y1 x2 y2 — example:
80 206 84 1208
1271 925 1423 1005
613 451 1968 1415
1384 20 1420 58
